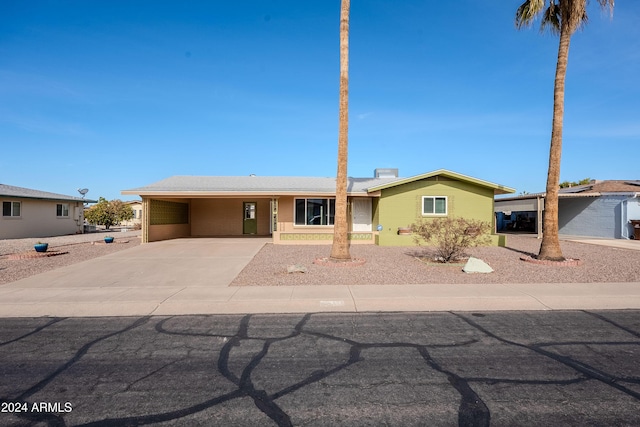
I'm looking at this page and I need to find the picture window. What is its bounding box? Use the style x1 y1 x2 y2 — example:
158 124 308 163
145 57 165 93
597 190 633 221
294 198 335 226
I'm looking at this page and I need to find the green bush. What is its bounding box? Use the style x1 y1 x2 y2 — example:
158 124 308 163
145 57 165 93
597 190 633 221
84 197 134 230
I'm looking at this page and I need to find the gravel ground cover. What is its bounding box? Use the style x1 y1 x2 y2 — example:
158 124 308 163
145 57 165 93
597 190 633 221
231 235 640 286
0 230 141 285
1 232 638 287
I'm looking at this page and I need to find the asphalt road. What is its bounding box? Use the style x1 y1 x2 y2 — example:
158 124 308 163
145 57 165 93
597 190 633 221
1 311 639 426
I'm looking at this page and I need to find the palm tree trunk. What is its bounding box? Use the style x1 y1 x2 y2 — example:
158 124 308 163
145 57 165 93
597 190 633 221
539 22 571 261
330 0 351 261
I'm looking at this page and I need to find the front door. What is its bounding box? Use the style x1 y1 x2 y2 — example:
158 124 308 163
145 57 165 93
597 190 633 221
352 198 372 231
243 202 257 234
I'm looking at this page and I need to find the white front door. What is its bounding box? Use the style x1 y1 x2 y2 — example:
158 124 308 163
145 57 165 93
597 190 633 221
352 198 372 232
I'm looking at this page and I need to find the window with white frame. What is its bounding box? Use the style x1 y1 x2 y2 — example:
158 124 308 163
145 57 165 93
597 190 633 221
294 198 335 226
56 203 70 217
422 196 447 215
2 201 21 217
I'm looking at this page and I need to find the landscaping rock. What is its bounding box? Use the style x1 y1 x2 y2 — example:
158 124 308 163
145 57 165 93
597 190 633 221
287 264 308 274
463 257 494 274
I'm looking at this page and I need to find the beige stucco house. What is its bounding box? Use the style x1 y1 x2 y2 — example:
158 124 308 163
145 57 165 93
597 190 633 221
120 200 143 228
123 169 514 245
1 184 96 239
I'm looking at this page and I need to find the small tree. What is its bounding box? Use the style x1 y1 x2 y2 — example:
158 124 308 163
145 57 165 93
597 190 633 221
411 217 491 263
559 178 591 188
85 197 134 230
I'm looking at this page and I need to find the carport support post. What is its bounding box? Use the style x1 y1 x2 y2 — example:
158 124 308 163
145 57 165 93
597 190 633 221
537 195 543 239
142 198 150 243
270 198 278 233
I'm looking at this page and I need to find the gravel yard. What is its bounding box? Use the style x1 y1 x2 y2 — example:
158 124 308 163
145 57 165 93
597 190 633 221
230 235 640 286
0 229 141 285
1 232 638 286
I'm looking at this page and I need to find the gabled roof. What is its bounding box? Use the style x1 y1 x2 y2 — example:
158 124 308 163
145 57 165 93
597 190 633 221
366 169 515 195
558 180 640 194
122 175 402 197
0 184 95 203
123 170 515 197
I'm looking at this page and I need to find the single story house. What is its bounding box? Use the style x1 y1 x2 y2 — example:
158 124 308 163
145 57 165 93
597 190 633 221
122 169 514 246
120 200 143 228
1 184 96 239
494 180 640 239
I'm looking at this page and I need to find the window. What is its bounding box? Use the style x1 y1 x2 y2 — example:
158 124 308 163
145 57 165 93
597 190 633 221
2 201 21 217
295 198 335 226
422 196 447 215
56 203 70 217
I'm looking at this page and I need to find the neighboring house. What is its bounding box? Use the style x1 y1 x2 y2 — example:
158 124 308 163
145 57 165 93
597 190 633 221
120 200 143 228
494 180 640 239
0 184 96 239
122 169 514 246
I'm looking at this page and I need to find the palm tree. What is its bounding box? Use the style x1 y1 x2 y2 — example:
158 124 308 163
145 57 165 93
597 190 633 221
330 0 352 261
515 0 614 261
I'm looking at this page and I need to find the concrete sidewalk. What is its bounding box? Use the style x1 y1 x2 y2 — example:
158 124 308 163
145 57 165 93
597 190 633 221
563 236 640 251
1 237 639 317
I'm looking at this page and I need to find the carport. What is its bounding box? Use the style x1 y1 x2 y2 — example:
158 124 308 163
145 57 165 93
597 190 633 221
495 194 544 238
136 196 278 243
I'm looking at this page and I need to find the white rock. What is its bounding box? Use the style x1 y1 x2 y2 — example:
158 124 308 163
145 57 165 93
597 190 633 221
463 257 494 274
287 264 307 274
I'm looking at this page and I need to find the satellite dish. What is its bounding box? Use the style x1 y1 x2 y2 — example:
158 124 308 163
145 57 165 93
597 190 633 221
78 188 89 198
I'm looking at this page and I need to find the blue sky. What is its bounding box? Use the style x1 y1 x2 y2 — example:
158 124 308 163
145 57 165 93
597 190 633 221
2 1 639 202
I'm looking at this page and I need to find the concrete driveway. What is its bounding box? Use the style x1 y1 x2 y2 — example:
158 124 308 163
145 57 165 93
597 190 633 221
0 238 270 317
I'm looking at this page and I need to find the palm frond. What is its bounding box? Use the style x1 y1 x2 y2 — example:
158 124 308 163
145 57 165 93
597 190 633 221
597 0 615 17
560 0 588 32
540 3 561 34
515 0 546 29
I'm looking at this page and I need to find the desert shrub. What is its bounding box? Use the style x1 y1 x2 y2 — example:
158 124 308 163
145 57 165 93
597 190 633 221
410 217 491 263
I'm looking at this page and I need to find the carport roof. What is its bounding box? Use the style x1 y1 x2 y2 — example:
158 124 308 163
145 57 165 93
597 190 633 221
496 179 640 203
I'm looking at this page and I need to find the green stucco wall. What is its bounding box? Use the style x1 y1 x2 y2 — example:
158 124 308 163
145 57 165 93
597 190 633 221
375 177 499 246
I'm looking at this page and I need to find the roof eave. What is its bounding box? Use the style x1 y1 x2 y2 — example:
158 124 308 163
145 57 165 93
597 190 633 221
496 192 608 202
121 190 371 198
0 194 96 203
367 169 515 194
